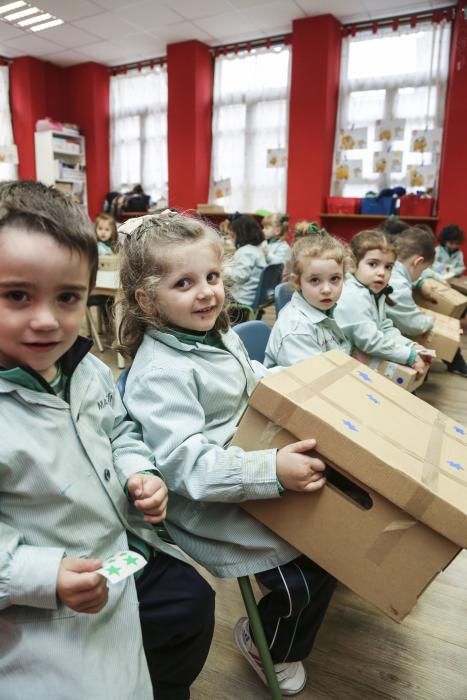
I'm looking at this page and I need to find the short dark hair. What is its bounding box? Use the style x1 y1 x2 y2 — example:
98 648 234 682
0 180 98 288
230 215 264 248
378 218 410 237
395 226 435 263
439 224 465 246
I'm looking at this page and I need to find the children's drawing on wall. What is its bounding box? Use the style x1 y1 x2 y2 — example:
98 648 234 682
266 148 287 167
375 119 405 142
339 127 367 150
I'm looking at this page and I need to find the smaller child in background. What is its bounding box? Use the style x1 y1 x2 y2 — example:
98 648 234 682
386 227 435 337
433 224 465 280
262 212 291 265
378 217 410 239
387 227 467 377
95 213 118 256
227 214 267 306
265 232 352 367
334 230 430 376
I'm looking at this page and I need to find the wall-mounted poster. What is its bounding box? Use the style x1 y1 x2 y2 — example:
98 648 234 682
334 159 363 182
0 144 18 164
406 165 436 189
339 127 368 150
410 129 442 153
266 148 287 167
373 151 403 174
375 119 405 142
213 178 231 199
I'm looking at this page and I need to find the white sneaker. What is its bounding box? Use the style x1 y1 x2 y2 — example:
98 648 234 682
234 617 307 696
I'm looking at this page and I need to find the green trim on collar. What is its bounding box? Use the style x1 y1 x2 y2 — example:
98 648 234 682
167 326 224 349
0 366 51 393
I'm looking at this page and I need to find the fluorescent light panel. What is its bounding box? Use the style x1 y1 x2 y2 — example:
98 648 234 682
0 1 64 31
18 11 50 25
30 17 63 31
5 6 38 19
0 1 26 14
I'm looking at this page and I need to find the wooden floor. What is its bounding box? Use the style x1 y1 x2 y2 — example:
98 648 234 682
95 315 467 700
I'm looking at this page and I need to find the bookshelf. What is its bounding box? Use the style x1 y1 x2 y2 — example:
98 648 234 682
34 130 87 209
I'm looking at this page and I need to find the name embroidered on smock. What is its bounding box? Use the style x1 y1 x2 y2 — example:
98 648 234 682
97 392 113 409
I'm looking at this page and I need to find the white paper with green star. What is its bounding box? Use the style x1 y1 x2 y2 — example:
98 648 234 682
97 550 147 584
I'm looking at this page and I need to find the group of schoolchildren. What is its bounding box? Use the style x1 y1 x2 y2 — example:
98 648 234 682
1 179 466 699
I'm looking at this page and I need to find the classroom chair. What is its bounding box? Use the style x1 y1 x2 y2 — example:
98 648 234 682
230 263 284 325
233 320 272 363
116 368 283 699
274 282 293 316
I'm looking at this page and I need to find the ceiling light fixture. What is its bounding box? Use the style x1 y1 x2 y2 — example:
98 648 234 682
5 5 38 20
0 1 26 14
30 17 63 31
18 11 50 26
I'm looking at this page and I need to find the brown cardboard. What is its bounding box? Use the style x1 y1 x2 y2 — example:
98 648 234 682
412 309 461 362
449 276 467 296
414 278 467 318
352 350 425 392
232 349 467 621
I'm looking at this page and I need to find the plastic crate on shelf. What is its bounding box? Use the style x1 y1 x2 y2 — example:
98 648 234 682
326 197 361 214
399 194 433 217
360 196 397 216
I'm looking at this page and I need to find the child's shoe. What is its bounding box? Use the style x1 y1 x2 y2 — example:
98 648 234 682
233 617 306 696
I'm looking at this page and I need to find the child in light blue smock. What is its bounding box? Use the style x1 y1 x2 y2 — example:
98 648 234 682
335 229 431 376
265 231 352 367
118 212 336 697
226 214 267 305
433 224 465 280
262 212 291 265
95 212 118 256
388 227 467 376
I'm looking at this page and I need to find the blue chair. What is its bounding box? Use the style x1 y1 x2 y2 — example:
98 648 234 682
230 263 284 324
274 282 293 316
233 320 271 364
116 368 282 698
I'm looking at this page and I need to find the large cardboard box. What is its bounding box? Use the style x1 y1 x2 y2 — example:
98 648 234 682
233 350 466 622
352 350 425 392
412 308 461 362
414 278 467 318
449 276 467 296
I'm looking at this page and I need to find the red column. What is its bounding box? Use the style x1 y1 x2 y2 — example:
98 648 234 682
437 1 467 251
66 63 110 220
10 57 48 179
286 15 342 225
167 40 213 210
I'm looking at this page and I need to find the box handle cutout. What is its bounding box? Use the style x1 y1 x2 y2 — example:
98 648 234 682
325 465 373 511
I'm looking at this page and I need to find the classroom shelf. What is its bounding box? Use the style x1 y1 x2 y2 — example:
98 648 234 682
320 214 438 221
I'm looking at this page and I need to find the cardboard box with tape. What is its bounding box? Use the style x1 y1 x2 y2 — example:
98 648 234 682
233 349 466 622
352 350 426 392
412 308 461 362
414 278 467 318
449 276 467 296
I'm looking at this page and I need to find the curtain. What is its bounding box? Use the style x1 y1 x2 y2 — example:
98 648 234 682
110 65 168 204
331 21 451 197
210 46 290 213
0 66 17 181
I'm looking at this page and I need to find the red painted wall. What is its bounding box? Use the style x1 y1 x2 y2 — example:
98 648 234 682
167 40 212 210
437 1 467 251
10 57 47 180
9 57 109 220
287 15 342 226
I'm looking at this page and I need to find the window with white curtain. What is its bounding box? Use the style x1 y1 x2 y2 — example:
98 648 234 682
210 46 290 213
332 21 451 197
0 65 17 182
110 65 168 203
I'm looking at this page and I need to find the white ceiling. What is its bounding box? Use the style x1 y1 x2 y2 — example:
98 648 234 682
0 0 451 67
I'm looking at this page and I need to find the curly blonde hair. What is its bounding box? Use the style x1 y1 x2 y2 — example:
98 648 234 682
290 232 351 284
116 213 229 358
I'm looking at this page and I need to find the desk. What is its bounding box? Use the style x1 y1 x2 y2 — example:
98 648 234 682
92 270 125 369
